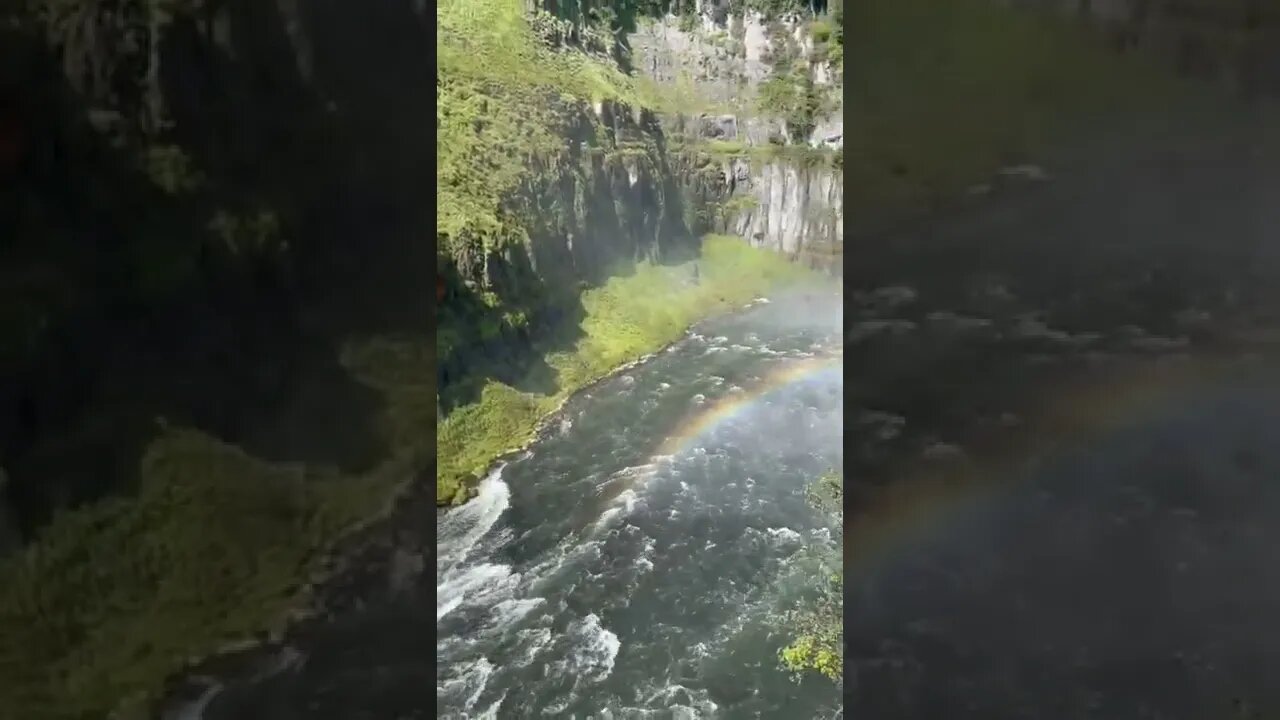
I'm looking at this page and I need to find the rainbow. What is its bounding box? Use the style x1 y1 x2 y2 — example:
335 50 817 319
842 354 1280 578
580 353 843 526
658 354 843 456
634 348 1280 582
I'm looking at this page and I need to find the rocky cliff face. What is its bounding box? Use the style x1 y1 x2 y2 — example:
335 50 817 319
453 104 695 296
721 157 842 263
437 4 844 405
628 11 843 269
436 98 705 406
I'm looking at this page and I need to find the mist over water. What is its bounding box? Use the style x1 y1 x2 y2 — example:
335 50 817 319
845 378 1280 718
838 136 1280 718
435 293 844 717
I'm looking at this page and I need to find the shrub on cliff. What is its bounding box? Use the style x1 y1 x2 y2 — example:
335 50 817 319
780 470 843 685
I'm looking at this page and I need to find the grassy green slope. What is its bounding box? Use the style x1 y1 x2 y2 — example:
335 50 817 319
0 333 428 719
437 235 824 503
435 0 835 503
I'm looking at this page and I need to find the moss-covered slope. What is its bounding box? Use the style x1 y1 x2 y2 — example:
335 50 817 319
434 0 846 505
0 1 433 717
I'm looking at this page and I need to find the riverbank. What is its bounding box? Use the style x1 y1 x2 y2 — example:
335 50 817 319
437 234 835 506
156 273 840 719
434 292 844 716
0 374 430 720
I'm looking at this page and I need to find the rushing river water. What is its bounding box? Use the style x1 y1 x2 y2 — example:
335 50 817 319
171 292 843 720
435 294 844 717
167 116 1280 720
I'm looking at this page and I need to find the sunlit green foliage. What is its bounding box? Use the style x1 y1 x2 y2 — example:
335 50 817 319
437 0 632 249
0 430 408 719
781 470 843 684
809 0 842 77
435 0 832 505
438 235 822 504
718 194 759 224
437 0 744 257
755 17 836 141
0 332 430 719
437 382 551 505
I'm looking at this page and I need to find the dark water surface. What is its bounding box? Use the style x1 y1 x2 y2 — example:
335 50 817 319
840 129 1280 719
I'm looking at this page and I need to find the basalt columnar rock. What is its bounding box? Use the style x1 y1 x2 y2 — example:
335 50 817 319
437 3 845 406
628 9 844 270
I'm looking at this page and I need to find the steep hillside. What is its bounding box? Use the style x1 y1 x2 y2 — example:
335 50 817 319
0 0 1229 716
0 1 432 717
629 7 845 266
435 0 845 505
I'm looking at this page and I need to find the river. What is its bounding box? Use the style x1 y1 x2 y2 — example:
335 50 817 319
168 291 843 720
168 114 1280 720
435 293 844 717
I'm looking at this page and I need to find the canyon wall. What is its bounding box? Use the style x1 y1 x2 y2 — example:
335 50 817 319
437 3 845 405
630 10 843 268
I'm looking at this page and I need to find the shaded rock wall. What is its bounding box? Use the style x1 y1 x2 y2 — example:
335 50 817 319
1 0 431 537
435 97 707 407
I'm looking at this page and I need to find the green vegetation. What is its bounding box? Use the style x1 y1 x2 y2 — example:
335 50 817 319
808 1 843 77
681 137 839 172
438 234 820 504
698 139 750 160
743 0 802 19
755 15 838 142
678 3 699 33
436 0 641 252
780 470 843 684
0 432 390 718
848 0 1186 217
139 145 204 195
0 1 439 718
0 333 429 719
436 0 836 506
437 0 728 256
755 142 840 168
718 194 759 224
